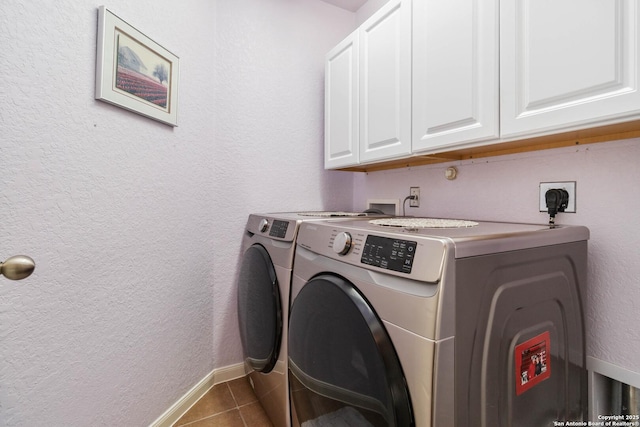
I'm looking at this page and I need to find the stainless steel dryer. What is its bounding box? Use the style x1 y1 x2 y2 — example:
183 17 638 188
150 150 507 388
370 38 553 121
236 211 385 427
288 217 589 427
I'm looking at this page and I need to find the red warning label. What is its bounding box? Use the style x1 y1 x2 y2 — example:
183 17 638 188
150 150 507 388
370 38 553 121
515 331 551 396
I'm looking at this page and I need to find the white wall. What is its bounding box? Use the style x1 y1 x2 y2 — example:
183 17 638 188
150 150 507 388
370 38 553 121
212 0 355 367
0 0 355 425
353 138 640 376
1 1 218 425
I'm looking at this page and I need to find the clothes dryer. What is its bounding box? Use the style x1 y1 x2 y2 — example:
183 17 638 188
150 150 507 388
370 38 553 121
288 217 589 427
236 211 385 427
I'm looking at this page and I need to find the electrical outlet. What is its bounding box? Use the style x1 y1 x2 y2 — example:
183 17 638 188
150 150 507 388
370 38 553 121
539 181 576 213
410 187 420 207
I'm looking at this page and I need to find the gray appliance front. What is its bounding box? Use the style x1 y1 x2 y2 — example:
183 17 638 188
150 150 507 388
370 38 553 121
237 225 294 427
287 222 588 426
454 240 588 426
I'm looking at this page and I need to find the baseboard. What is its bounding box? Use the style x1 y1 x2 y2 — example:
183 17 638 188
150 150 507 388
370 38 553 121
148 362 246 427
587 356 640 389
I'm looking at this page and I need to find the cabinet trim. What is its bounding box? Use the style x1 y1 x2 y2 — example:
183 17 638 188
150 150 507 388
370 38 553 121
337 120 640 172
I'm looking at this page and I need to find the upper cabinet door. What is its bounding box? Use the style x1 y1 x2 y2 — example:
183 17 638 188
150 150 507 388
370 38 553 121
501 0 640 139
412 0 499 152
325 31 359 169
359 0 412 164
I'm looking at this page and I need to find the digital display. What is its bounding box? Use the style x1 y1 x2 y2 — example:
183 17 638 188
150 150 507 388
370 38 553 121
269 220 289 238
361 235 417 274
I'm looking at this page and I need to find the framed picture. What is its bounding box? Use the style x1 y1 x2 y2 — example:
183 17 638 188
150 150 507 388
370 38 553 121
95 6 179 127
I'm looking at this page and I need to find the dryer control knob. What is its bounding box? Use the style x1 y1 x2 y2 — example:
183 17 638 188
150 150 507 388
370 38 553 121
259 218 269 233
332 232 353 255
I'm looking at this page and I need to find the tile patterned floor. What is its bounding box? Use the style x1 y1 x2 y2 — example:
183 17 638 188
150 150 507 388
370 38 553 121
174 377 273 427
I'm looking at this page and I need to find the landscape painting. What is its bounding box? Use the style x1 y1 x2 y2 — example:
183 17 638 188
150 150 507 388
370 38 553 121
115 32 170 110
95 6 179 126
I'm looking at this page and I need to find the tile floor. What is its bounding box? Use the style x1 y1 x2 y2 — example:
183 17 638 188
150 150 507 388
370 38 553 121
173 377 273 427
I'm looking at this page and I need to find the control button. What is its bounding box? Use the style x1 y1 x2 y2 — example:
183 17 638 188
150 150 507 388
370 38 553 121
259 218 269 233
332 232 353 255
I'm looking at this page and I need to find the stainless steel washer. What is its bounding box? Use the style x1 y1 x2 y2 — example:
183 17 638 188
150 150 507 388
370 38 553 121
288 218 589 426
236 211 385 427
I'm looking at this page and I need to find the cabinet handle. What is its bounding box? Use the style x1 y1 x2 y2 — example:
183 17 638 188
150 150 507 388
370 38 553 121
0 255 35 280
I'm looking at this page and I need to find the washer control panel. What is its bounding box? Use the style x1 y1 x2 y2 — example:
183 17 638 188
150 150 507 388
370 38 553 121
269 220 289 238
332 232 353 255
361 235 417 274
297 222 447 283
247 215 297 242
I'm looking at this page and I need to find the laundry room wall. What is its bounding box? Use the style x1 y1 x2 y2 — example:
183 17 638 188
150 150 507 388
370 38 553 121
1 1 219 425
353 137 640 379
212 0 356 368
1 0 355 425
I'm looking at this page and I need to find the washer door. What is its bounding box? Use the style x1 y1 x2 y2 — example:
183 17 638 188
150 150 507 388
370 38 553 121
237 243 282 373
288 274 413 427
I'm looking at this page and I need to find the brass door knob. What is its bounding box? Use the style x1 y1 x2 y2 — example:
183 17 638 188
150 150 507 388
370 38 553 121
0 255 36 280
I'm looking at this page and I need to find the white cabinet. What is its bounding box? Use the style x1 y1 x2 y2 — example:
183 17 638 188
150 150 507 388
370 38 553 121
412 0 499 152
325 31 359 169
359 0 412 163
324 0 411 169
326 0 640 170
500 0 640 139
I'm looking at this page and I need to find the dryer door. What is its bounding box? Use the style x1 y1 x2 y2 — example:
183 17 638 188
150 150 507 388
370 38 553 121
288 274 413 427
237 243 282 373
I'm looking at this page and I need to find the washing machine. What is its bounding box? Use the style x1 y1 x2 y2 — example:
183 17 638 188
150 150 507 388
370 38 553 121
236 211 386 427
288 217 589 427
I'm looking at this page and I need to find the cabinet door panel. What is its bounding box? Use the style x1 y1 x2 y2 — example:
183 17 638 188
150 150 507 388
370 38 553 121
325 32 359 169
359 0 412 163
412 0 499 152
501 0 640 138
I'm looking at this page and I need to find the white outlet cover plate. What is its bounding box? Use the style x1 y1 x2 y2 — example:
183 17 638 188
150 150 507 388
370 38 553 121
539 181 576 213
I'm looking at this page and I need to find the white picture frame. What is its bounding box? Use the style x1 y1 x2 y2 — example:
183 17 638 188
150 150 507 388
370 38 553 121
95 6 179 127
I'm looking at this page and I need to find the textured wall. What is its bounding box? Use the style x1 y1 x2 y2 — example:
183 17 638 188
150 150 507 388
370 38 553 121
1 0 355 425
0 1 218 425
212 0 355 367
353 138 640 376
